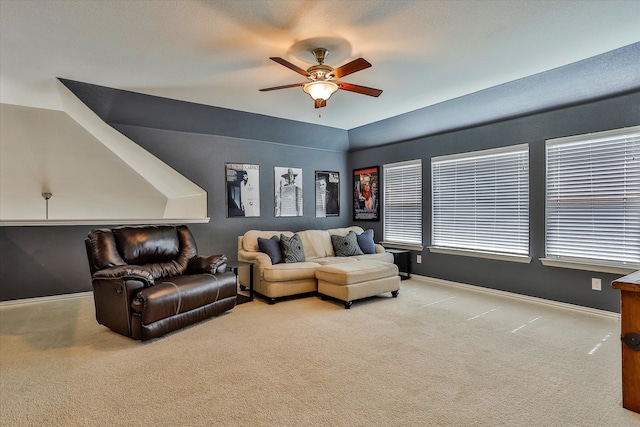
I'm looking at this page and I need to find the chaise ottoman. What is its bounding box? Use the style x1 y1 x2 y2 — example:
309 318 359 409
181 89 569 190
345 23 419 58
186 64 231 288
315 261 400 308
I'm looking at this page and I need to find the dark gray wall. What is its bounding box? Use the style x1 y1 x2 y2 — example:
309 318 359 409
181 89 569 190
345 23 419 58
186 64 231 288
0 226 95 300
351 91 640 312
59 79 350 152
347 43 640 149
112 124 351 258
2 82 638 313
1 82 351 301
0 106 351 301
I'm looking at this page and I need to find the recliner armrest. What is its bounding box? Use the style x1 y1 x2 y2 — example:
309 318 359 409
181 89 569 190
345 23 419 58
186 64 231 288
92 265 155 285
186 254 228 274
91 266 153 338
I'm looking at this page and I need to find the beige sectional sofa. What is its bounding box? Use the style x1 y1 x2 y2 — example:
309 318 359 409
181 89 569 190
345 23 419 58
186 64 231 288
237 226 394 303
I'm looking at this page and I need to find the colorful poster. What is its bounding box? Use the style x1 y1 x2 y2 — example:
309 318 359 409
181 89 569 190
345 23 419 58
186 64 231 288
353 166 379 221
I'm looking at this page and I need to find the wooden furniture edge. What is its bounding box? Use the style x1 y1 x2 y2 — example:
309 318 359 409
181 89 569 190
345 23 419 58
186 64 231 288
612 270 640 292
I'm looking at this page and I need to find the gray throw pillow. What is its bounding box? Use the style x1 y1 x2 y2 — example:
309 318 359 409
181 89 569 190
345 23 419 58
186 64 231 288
280 233 305 263
331 231 364 257
357 229 376 254
258 236 283 264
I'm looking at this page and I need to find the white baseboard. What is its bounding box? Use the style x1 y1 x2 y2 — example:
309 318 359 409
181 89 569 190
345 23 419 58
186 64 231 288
411 275 620 320
0 291 93 309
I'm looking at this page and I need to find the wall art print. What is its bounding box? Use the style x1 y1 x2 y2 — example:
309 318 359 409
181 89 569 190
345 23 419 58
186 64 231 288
315 171 340 217
225 163 260 217
275 166 303 217
353 166 379 221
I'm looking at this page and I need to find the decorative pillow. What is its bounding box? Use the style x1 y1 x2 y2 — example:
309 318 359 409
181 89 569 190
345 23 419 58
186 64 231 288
357 229 376 254
331 231 364 257
258 236 283 264
280 233 305 263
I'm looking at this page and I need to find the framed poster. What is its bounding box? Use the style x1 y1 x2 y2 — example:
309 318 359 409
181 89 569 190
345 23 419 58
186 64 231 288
225 163 260 217
353 166 379 221
315 171 340 217
275 167 303 217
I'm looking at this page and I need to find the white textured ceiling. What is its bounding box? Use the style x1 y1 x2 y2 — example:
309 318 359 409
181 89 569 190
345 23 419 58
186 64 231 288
1 0 639 130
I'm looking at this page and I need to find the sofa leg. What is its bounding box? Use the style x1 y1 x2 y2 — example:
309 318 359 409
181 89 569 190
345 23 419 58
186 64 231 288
391 290 399 298
268 298 276 305
344 301 353 309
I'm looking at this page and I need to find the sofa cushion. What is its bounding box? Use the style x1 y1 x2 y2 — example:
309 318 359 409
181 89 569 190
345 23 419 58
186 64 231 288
263 262 321 281
351 252 395 263
331 231 364 257
280 233 306 263
312 257 358 265
297 229 333 259
357 229 376 254
258 236 283 264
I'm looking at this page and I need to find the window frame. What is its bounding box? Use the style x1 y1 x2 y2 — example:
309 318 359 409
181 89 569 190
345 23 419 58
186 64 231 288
381 159 423 250
430 144 531 263
541 125 640 274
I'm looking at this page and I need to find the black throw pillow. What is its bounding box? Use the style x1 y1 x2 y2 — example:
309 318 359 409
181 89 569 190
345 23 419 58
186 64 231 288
258 235 283 264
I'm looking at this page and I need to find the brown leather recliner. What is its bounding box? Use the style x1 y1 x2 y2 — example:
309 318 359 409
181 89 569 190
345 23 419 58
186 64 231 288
85 225 237 340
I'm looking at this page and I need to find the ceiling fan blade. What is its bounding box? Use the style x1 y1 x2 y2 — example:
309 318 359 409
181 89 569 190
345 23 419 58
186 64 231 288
314 99 327 109
259 83 305 92
328 58 371 79
336 82 383 97
269 57 310 77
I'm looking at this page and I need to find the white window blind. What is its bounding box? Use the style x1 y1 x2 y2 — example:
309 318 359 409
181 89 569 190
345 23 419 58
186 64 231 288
383 160 422 245
432 144 529 256
546 126 640 268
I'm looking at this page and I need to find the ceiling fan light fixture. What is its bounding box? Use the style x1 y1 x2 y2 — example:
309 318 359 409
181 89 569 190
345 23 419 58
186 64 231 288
303 81 339 101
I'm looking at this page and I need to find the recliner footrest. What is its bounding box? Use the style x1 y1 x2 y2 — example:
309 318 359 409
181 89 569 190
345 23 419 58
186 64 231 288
134 272 237 324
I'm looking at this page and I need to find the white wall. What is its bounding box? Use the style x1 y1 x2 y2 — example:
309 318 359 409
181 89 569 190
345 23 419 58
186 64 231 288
0 103 206 222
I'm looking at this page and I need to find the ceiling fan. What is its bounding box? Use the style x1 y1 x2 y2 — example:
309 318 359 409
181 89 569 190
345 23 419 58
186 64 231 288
259 48 383 108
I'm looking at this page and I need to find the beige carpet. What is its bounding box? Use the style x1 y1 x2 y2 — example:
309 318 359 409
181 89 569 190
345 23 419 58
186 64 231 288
1 277 639 427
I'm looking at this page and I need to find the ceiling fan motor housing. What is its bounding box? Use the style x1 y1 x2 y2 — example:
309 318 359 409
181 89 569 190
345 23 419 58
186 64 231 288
307 64 334 81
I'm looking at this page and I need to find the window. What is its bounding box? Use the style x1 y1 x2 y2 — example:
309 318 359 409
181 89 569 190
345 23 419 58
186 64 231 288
431 144 529 258
383 159 422 247
545 126 640 270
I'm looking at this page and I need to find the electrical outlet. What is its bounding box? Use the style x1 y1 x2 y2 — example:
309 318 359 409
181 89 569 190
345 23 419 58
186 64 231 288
416 255 422 264
592 278 601 291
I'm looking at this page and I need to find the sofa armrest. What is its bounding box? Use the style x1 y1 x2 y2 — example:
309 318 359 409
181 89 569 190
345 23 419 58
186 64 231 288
238 249 272 266
237 250 272 289
186 254 228 274
374 244 386 254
